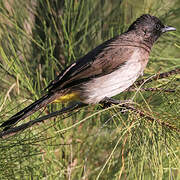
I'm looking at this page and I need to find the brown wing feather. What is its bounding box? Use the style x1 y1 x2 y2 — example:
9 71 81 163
47 34 136 92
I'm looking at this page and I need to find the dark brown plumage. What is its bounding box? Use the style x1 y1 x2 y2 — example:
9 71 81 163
0 14 176 131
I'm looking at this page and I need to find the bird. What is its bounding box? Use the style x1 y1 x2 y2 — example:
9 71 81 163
0 14 176 131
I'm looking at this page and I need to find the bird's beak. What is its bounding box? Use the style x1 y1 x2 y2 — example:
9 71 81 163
161 26 176 33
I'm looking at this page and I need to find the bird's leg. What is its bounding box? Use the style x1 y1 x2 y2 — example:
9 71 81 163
100 97 133 108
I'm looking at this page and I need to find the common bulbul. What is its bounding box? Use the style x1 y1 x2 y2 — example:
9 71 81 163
0 14 176 131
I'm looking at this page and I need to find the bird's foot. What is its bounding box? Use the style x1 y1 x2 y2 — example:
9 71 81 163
100 97 133 108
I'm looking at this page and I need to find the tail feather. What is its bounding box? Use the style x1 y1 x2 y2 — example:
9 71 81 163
0 93 56 130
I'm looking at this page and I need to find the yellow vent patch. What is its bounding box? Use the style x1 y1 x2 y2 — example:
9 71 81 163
52 92 80 103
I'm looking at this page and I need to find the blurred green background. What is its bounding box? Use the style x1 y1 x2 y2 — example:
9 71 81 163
0 0 179 179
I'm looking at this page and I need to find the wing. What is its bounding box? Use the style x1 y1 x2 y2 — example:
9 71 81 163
46 34 135 92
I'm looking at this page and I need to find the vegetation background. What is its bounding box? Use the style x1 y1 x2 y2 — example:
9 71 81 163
0 0 179 179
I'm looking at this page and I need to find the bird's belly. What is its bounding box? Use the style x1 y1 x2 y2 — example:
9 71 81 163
82 59 143 104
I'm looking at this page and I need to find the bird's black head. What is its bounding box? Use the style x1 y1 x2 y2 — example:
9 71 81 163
127 14 176 44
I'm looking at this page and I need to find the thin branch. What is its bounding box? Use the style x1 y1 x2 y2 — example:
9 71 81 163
127 87 176 92
103 98 180 133
132 67 180 87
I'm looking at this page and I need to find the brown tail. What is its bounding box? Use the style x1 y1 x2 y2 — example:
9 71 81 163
0 92 57 131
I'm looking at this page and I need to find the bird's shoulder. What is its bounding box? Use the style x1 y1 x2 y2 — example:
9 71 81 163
46 34 141 91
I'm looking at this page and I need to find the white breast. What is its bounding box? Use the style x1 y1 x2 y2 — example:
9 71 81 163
83 49 144 104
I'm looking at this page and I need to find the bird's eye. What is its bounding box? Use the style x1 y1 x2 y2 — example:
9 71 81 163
143 29 147 35
156 24 161 30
